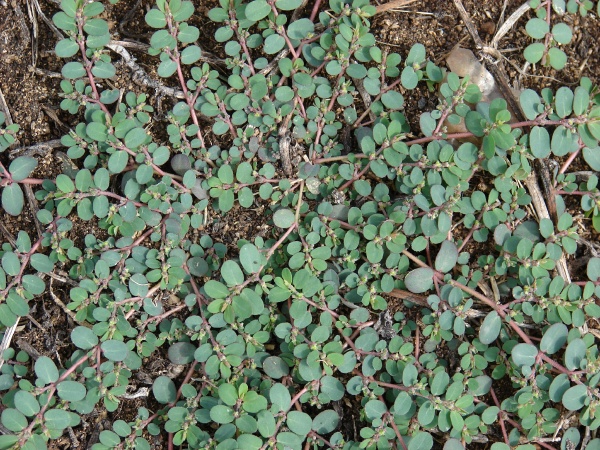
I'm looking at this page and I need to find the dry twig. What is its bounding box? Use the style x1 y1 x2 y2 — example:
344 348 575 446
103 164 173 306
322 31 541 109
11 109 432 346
375 0 418 14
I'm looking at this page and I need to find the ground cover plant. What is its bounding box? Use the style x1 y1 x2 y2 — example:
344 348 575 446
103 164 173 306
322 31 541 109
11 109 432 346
2 0 600 449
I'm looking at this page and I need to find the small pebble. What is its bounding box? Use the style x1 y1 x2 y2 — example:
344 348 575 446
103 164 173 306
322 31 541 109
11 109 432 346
481 21 496 35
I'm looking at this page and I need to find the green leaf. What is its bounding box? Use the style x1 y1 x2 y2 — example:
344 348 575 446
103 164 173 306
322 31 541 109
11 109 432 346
564 339 586 370
55 38 79 58
124 127 149 148
221 260 244 286
262 356 289 379
257 410 276 438
181 45 202 64
269 383 291 411
218 383 238 406
204 280 229 298
523 43 545 64
1 409 27 432
434 240 458 273
22 274 45 295
529 126 551 158
44 409 71 430
562 384 588 411
101 340 129 361
245 0 271 21
56 174 75 193
548 47 567 70
552 22 572 44
273 208 295 228
92 61 116 79
287 19 314 40
263 34 285 54
520 89 543 120
14 391 40 417
511 343 538 367
401 66 418 89
0 435 19 448
158 59 178 77
275 0 302 10
479 311 502 345
583 146 600 171
525 18 549 39
86 122 108 141
108 151 129 174
83 18 109 36
146 8 167 28
240 244 262 274
35 356 59 384
30 254 54 273
404 267 434 293
172 1 194 21
408 431 433 450
210 405 234 424
287 411 312 436
71 326 99 350
168 342 196 364
2 183 24 216
153 376 176 404
178 24 200 43
57 381 86 402
188 257 208 276
1 252 20 276
61 61 85 79
311 410 339 434
129 273 149 297
381 90 404 110
540 322 568 354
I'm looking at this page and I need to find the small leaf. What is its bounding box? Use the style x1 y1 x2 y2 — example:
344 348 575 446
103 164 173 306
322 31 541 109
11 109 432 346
221 260 244 286
408 431 433 450
1 409 27 432
525 18 549 39
479 311 502 345
245 0 271 21
35 356 59 384
92 61 116 79
262 356 289 379
562 384 588 411
146 8 166 28
511 343 538 367
108 151 129 174
287 411 312 436
529 126 551 158
14 391 40 417
273 208 295 228
2 183 24 216
101 340 129 361
55 38 79 57
240 244 262 274
287 19 314 40
71 326 98 350
312 410 339 434
62 61 86 79
434 240 458 273
523 43 545 64
57 381 86 402
153 376 176 404
540 322 568 354
269 383 291 411
404 268 434 293
124 127 149 149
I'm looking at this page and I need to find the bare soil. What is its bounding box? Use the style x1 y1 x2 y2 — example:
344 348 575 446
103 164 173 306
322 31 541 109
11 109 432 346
1 0 600 448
